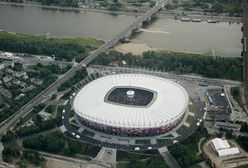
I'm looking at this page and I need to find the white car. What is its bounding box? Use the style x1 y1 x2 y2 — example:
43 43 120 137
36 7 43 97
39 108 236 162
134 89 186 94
196 122 200 126
134 147 140 151
62 109 65 113
199 119 203 123
72 132 75 136
173 140 178 144
75 135 80 139
62 116 64 119
147 146 152 150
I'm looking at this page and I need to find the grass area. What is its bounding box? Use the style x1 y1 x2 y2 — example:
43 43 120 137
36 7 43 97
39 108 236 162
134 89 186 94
189 104 196 113
191 164 202 168
160 134 174 138
0 31 104 47
82 129 95 137
69 110 75 118
176 125 188 135
200 138 207 154
186 115 194 124
51 37 104 47
135 139 151 145
116 162 129 168
116 151 170 168
45 105 57 114
0 31 104 62
51 105 59 119
71 124 80 130
117 150 158 162
157 139 171 144
237 164 248 168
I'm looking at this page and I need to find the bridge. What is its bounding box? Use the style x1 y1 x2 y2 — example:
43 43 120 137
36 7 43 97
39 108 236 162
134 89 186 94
0 0 167 135
82 0 166 65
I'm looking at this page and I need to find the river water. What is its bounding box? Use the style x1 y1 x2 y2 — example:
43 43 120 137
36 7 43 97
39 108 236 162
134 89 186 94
0 4 242 57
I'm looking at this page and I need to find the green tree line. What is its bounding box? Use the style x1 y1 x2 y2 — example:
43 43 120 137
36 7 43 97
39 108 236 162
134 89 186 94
94 50 243 81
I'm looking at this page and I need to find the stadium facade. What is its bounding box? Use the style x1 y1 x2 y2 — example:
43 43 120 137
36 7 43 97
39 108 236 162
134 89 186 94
243 0 248 109
73 74 189 137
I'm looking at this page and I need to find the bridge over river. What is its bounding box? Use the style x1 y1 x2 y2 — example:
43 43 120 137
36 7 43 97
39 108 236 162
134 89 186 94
0 0 167 135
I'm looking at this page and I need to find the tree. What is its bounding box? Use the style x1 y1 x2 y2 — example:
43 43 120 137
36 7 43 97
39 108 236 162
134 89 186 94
22 150 45 166
2 148 20 163
211 2 224 14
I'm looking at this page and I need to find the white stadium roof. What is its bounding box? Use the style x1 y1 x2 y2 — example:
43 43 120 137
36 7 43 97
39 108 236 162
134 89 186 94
73 74 189 129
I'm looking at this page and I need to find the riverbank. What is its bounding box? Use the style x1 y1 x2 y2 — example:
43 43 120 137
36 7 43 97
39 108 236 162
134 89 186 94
113 40 160 55
0 1 242 23
0 31 104 61
113 40 205 56
0 1 144 16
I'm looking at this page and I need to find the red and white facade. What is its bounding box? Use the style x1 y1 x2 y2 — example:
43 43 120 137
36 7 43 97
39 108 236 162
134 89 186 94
73 74 189 137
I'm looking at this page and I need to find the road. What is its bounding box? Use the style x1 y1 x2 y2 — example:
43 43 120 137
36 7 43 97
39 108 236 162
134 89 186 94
90 65 242 86
0 0 167 136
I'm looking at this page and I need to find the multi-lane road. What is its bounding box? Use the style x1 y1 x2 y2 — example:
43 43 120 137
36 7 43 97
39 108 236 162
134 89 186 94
0 0 167 136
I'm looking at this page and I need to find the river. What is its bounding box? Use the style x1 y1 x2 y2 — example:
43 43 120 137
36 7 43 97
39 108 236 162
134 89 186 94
0 4 242 57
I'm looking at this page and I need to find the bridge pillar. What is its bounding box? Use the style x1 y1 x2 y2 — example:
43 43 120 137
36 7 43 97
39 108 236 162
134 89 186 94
143 17 151 24
133 23 142 33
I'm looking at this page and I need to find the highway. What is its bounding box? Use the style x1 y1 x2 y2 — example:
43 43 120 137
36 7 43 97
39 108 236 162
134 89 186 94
0 0 167 136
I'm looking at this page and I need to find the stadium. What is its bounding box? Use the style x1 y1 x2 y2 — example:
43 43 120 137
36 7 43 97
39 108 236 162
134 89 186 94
72 74 189 137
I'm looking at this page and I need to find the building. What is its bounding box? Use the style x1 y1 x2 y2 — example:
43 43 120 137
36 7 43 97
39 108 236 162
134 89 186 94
243 0 248 109
215 121 241 132
38 111 52 121
0 63 4 71
30 78 43 85
0 88 12 98
3 76 12 84
14 71 26 79
72 74 189 137
204 138 248 168
210 138 240 157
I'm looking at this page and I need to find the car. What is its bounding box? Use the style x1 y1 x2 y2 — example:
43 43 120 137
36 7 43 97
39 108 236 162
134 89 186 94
147 146 152 150
199 119 202 123
173 140 178 144
72 132 75 136
62 116 64 119
75 135 80 139
134 147 140 151
62 109 65 113
196 122 200 126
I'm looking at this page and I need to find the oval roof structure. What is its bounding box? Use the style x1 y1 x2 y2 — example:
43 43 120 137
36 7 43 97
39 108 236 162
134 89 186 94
73 74 189 129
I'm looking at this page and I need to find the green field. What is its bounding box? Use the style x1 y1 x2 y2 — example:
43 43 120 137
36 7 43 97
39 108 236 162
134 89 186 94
186 115 194 124
0 31 104 61
82 129 95 137
176 125 188 135
189 104 196 113
135 139 151 144
0 31 104 47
